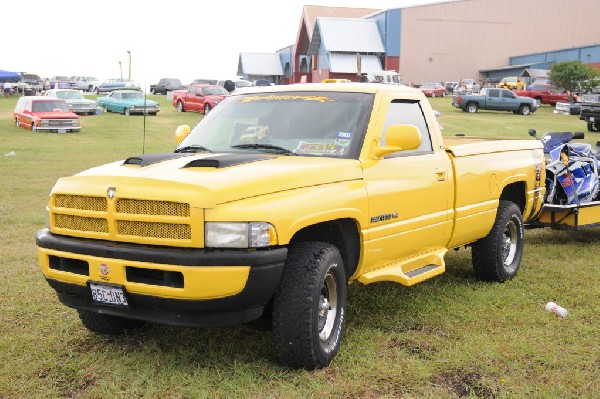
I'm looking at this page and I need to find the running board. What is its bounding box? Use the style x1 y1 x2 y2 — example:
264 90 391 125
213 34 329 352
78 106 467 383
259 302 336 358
358 249 447 286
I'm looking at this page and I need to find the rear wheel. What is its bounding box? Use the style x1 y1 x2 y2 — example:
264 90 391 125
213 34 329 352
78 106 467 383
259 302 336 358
467 102 478 113
273 242 347 369
472 200 524 282
78 310 145 335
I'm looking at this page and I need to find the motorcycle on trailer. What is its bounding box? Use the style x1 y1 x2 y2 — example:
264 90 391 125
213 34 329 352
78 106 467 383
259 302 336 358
528 129 600 229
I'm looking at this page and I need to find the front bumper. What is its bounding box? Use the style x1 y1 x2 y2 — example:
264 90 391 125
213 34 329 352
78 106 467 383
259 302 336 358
36 229 287 327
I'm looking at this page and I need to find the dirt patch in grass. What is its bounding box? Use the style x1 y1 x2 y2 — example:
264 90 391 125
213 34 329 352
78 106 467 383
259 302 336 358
432 369 498 398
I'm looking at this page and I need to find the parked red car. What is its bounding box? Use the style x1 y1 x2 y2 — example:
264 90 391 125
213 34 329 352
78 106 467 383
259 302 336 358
13 96 80 132
172 84 229 114
419 82 446 97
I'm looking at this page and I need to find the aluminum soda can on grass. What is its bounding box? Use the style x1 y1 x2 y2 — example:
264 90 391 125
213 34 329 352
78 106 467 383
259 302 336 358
545 302 568 317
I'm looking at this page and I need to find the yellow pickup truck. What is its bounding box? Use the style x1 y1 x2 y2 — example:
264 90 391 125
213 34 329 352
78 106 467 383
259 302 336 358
36 83 545 369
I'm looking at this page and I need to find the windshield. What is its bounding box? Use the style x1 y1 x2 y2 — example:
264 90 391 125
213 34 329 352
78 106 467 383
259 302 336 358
235 80 253 88
204 87 228 96
56 91 83 100
177 91 373 159
120 92 143 99
33 101 69 112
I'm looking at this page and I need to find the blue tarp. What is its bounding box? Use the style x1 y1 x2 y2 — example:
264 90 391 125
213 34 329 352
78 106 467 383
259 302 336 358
0 70 22 82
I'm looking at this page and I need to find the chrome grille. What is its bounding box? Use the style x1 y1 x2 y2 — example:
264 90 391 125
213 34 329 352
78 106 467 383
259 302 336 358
46 119 79 127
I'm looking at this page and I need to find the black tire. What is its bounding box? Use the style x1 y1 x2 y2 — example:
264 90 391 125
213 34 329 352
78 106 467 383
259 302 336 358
94 87 100 94
273 242 347 369
15 118 20 127
177 101 185 112
467 102 478 113
32 122 37 132
587 121 600 132
124 108 130 116
78 309 145 335
534 97 542 107
520 105 531 115
204 103 211 115
472 200 524 282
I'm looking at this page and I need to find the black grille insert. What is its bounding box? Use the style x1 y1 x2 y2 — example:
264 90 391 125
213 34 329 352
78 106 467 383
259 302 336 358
126 266 184 288
49 255 89 276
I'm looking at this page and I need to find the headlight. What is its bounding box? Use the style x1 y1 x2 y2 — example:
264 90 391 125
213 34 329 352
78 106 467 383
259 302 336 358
205 222 277 248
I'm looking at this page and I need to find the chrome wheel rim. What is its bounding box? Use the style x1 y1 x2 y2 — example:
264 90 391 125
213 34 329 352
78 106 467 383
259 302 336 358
502 219 518 266
318 271 338 342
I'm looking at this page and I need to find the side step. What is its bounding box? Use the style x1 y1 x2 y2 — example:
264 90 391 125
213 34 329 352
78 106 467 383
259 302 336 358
358 249 447 286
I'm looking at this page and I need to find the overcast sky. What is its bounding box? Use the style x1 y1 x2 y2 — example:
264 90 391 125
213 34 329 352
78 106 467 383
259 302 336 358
4 0 455 87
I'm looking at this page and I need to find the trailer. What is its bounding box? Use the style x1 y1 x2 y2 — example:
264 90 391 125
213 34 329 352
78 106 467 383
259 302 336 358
529 201 600 230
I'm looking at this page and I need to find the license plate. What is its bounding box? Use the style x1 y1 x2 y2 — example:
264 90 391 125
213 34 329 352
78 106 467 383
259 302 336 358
591 117 595 122
58 129 66 133
90 282 128 306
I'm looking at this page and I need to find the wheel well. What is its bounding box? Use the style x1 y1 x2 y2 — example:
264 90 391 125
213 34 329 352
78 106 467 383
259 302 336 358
500 182 525 213
289 219 360 278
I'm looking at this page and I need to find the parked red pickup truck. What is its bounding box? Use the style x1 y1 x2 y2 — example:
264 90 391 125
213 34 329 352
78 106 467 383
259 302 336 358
512 84 569 106
172 84 229 114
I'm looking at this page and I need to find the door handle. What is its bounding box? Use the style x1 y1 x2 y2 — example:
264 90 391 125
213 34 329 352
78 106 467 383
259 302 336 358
434 168 446 181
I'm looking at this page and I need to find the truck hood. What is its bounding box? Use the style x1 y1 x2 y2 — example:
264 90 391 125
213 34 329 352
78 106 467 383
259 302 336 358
55 153 363 207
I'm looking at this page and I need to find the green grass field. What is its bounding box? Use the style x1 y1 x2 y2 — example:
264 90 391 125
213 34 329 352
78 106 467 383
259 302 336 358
0 92 598 398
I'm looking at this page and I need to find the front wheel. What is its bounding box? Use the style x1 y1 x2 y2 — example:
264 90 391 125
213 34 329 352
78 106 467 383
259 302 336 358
177 101 184 112
472 200 524 282
124 108 130 116
32 122 37 132
273 242 347 369
520 105 531 115
204 103 211 115
78 310 145 335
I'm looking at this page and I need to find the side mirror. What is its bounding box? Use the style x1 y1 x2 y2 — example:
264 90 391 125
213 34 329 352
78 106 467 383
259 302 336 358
175 124 191 145
373 125 421 159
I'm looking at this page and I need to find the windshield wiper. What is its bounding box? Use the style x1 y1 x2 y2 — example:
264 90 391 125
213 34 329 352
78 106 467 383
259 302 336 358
174 145 213 153
231 143 297 155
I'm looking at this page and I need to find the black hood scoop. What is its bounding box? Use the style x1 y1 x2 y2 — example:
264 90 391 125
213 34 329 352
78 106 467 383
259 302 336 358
123 153 195 167
182 153 275 168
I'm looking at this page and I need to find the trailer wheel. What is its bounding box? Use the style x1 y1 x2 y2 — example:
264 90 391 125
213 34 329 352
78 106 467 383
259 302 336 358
472 200 524 282
587 121 600 132
78 310 145 335
273 241 347 369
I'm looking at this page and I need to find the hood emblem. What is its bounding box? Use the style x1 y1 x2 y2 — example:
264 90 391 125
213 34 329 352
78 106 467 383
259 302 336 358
107 187 116 199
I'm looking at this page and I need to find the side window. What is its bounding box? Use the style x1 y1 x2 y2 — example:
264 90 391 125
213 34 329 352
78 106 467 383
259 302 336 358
488 89 500 98
380 100 433 156
502 90 516 99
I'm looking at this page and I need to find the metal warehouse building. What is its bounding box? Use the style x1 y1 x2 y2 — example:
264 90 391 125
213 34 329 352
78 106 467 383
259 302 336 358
238 0 600 85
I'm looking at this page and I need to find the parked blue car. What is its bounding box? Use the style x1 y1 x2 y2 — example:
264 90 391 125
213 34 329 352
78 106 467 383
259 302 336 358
94 78 141 94
97 89 160 116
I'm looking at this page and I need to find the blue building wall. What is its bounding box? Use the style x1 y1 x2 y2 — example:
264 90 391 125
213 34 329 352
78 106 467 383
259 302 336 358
369 9 401 57
510 45 600 67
